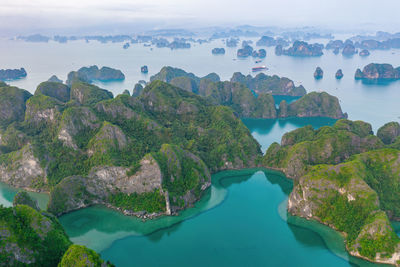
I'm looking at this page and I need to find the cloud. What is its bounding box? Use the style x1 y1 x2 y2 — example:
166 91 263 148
0 0 399 34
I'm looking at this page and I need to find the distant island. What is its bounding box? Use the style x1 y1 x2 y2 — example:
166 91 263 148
0 68 27 81
275 41 323 57
355 63 400 81
66 65 125 85
149 66 346 119
212 48 225 55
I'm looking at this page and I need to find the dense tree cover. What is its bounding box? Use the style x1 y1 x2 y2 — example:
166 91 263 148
58 245 114 267
108 189 166 213
0 205 71 266
262 119 383 178
0 80 260 216
281 120 400 261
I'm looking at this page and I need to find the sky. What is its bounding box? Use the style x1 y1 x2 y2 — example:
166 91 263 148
0 0 399 35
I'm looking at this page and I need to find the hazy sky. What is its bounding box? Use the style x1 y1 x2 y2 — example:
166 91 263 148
0 0 399 35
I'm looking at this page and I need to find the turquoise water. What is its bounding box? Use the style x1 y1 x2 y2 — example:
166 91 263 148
1 38 400 266
0 182 49 210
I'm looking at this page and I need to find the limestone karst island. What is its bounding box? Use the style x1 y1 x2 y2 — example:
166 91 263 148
1 1 400 266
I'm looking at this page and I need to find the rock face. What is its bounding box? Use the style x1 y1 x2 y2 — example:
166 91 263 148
47 75 63 83
132 83 144 97
70 82 113 105
342 43 357 56
35 81 70 102
359 49 370 57
278 41 323 57
0 68 27 81
314 67 323 79
326 40 344 50
275 45 283 55
0 204 71 266
141 65 148 73
230 72 306 96
355 63 400 81
66 65 125 85
335 69 344 79
252 49 266 58
200 81 277 118
262 119 380 179
12 191 40 211
278 92 347 119
288 149 400 265
0 84 32 128
237 45 253 57
377 121 400 144
212 48 225 55
0 144 46 190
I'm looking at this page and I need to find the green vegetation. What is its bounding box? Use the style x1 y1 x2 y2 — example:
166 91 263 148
108 189 166 213
70 82 113 105
262 119 383 178
377 121 400 144
13 191 40 211
35 81 71 102
0 79 260 216
0 204 71 266
152 144 210 207
230 72 306 96
0 84 32 128
282 121 400 262
278 91 346 119
58 245 113 267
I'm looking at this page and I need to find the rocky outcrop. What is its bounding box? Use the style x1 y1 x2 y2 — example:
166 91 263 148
13 191 40 211
288 149 400 265
314 67 323 79
58 245 112 267
354 63 400 81
359 49 370 57
279 41 323 57
200 81 277 118
0 205 71 266
35 81 70 102
0 68 27 81
237 45 253 57
66 65 125 85
377 122 400 144
0 144 46 190
252 49 266 58
132 83 144 97
342 43 357 56
230 72 306 96
279 92 346 119
0 84 32 128
47 75 63 83
58 106 100 149
212 48 225 55
335 69 343 79
70 82 113 105
24 95 61 125
262 119 382 179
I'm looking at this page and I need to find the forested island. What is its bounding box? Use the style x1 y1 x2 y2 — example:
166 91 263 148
262 119 400 265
